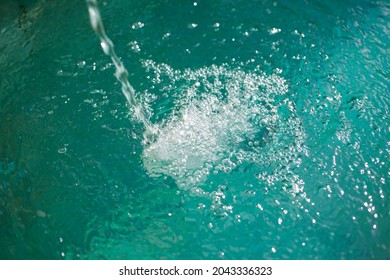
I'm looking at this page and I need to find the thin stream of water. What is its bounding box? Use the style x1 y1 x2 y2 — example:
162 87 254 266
85 0 156 142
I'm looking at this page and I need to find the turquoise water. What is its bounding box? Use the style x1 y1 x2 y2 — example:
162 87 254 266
0 0 389 259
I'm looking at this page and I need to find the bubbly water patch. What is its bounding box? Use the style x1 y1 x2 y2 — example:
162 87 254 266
142 61 307 193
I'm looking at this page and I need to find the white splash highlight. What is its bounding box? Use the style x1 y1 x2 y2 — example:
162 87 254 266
141 61 306 192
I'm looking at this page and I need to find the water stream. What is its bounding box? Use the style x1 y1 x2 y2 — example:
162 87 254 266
85 0 156 142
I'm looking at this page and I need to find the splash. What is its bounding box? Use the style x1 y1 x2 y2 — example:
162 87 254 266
85 1 306 195
141 61 307 193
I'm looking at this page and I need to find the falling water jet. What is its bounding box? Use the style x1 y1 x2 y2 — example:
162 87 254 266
85 0 156 143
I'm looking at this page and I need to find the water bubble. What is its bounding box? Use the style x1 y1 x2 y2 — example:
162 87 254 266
77 61 86 68
142 61 306 198
131 22 144 29
188 23 198 29
268 27 281 35
128 41 141 53
162 32 171 40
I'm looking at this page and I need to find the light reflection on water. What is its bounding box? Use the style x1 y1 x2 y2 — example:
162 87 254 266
0 0 388 259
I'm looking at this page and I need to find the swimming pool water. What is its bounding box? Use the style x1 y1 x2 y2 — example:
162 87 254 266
0 0 389 259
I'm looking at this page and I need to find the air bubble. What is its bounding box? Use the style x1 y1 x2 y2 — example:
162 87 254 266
131 22 144 29
142 61 306 198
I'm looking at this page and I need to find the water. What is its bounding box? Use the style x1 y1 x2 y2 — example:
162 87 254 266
141 61 306 192
85 0 155 141
0 0 389 259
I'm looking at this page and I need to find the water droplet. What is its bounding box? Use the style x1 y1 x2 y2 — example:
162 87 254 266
188 23 198 29
131 21 144 29
268 27 281 35
77 61 86 68
128 41 141 53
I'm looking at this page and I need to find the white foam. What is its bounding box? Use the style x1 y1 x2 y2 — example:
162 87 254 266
141 61 306 193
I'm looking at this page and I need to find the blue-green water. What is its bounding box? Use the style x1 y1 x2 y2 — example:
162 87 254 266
0 0 389 259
